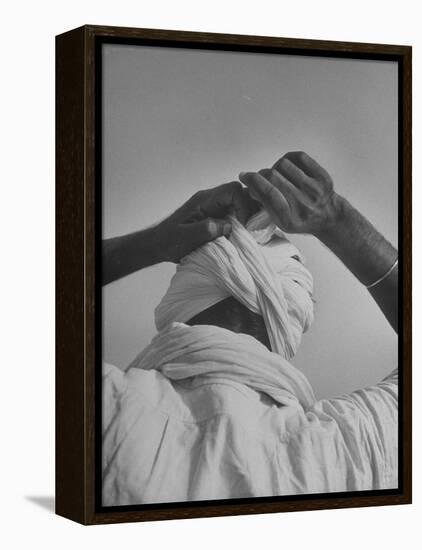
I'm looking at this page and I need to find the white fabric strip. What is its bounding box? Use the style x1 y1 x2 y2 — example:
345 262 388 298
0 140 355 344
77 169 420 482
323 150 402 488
128 322 317 410
155 211 314 359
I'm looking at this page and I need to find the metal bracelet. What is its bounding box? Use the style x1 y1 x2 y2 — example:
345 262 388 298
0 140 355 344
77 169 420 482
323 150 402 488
365 257 399 289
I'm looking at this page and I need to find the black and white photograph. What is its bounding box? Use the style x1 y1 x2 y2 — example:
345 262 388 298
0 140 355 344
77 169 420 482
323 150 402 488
3 0 421 542
100 41 401 508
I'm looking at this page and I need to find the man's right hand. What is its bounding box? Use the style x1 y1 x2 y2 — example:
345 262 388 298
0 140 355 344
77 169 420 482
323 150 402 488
239 151 342 238
103 181 259 285
155 181 259 263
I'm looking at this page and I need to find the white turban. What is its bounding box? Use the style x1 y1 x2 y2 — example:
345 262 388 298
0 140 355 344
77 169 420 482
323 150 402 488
155 211 314 360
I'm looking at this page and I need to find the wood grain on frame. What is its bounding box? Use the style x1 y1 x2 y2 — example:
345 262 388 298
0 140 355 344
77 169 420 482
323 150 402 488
56 26 86 524
56 25 412 525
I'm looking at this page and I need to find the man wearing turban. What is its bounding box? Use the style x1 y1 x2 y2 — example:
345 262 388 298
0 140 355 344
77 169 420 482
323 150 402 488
102 152 398 505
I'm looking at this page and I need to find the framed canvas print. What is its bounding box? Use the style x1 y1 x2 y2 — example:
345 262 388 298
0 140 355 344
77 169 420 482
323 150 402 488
56 25 412 525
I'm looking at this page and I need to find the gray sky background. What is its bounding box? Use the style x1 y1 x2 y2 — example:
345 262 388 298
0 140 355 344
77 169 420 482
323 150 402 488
102 44 398 400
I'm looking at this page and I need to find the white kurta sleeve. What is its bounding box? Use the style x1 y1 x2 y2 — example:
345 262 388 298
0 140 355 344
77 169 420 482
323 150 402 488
305 369 398 490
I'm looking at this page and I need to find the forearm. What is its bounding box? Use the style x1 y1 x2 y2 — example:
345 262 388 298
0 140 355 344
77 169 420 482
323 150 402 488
315 194 398 333
102 227 162 285
102 182 256 286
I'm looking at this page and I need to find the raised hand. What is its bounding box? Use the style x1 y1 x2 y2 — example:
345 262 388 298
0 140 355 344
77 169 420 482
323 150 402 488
239 151 340 236
103 181 259 284
156 181 259 263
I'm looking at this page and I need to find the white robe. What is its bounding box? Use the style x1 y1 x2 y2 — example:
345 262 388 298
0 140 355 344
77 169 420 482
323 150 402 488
102 323 398 506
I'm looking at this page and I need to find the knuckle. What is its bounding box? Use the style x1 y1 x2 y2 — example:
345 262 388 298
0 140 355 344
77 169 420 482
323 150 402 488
264 168 279 183
261 184 276 199
226 181 243 194
193 190 204 201
258 168 271 178
324 177 334 192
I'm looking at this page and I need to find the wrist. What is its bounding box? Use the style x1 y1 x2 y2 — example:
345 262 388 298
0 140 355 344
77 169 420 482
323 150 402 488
148 223 170 264
313 193 350 243
102 225 164 284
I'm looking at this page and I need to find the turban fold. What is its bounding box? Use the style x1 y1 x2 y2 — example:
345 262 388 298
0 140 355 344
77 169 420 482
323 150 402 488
155 211 314 360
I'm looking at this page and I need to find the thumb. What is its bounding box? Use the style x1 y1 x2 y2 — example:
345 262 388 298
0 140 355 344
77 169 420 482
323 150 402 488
183 218 232 253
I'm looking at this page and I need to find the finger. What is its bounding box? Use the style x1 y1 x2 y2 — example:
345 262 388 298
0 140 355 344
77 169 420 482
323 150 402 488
211 181 258 224
259 168 307 205
239 171 290 221
170 186 234 224
229 182 260 224
183 218 232 252
281 151 331 183
272 157 319 196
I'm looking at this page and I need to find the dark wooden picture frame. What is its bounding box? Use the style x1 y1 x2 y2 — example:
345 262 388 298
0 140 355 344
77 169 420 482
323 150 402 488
56 24 412 525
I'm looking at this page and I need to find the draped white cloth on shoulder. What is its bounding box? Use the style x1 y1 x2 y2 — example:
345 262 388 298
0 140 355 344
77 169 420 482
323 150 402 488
104 324 398 504
128 322 316 411
155 211 314 359
128 209 317 415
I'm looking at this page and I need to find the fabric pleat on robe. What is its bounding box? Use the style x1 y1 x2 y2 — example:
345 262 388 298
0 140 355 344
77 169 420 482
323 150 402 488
103 323 398 505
